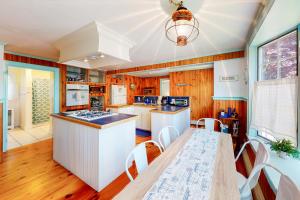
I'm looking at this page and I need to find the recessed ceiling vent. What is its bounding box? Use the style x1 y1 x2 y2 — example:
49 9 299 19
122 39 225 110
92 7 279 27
54 21 135 69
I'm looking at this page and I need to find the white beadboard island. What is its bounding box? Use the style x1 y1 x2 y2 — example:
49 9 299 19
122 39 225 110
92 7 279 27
51 112 138 192
150 106 190 143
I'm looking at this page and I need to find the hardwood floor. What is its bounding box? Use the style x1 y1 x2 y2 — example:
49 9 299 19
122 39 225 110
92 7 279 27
0 136 160 200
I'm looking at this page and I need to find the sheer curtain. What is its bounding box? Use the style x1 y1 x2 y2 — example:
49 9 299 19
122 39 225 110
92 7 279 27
251 78 298 144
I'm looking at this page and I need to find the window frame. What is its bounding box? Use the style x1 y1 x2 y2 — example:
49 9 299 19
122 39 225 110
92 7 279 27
256 29 299 145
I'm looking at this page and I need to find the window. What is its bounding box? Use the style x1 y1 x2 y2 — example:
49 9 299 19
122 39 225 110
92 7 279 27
255 30 298 144
258 30 298 80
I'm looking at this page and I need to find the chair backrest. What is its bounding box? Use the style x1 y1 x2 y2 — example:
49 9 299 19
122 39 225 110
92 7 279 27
235 139 269 190
196 118 224 132
245 163 300 200
158 126 180 151
276 174 300 200
240 163 265 194
125 140 162 181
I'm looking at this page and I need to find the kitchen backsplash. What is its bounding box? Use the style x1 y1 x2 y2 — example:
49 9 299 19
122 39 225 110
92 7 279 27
32 79 51 124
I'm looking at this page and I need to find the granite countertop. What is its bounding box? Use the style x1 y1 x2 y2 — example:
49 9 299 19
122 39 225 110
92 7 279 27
51 113 138 129
150 105 190 114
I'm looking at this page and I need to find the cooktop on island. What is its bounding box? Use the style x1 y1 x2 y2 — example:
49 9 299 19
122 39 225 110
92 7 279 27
65 110 118 121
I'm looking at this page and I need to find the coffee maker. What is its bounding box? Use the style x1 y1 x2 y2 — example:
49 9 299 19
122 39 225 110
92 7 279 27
161 96 168 106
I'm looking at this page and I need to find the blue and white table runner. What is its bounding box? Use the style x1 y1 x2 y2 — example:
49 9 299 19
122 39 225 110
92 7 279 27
143 129 219 200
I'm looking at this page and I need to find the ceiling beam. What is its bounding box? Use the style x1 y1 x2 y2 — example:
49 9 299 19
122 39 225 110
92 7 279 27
107 50 245 75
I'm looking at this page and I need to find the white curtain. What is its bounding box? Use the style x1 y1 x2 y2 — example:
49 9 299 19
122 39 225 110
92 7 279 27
251 78 298 144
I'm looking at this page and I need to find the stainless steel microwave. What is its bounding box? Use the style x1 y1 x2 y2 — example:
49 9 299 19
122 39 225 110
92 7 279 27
171 99 188 107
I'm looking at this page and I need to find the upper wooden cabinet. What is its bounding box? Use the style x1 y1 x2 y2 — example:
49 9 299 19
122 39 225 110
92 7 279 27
88 70 105 84
66 66 105 84
66 66 88 82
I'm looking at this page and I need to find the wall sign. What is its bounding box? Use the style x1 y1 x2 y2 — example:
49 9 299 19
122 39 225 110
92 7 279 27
219 75 239 82
176 83 192 86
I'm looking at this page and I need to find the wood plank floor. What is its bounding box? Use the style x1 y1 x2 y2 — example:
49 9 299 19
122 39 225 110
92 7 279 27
0 136 161 200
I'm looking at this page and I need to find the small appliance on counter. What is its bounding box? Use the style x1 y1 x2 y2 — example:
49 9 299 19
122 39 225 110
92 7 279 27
161 96 168 105
144 96 158 105
168 96 190 107
134 96 144 104
157 96 162 105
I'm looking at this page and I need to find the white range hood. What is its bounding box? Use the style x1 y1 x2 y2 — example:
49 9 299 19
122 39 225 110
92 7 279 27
54 21 135 69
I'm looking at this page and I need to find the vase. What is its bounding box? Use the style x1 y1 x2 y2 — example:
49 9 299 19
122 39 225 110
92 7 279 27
277 151 287 159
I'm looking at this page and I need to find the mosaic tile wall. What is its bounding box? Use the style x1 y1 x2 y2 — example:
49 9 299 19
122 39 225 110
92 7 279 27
32 79 50 124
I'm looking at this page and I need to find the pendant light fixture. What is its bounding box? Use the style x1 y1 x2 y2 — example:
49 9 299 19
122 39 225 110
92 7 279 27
165 0 199 46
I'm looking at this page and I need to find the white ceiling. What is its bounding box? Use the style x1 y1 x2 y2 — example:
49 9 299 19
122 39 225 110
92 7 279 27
251 0 300 46
0 0 262 70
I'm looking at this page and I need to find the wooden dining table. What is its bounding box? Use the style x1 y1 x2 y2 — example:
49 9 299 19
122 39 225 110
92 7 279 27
114 128 240 200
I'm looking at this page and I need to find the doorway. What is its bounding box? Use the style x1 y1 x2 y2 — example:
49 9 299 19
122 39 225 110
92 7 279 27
2 61 59 152
7 67 54 149
160 78 170 96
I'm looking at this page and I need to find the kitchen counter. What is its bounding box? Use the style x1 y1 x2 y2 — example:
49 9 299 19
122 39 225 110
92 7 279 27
132 103 158 108
151 106 191 143
150 105 190 114
51 111 137 191
51 113 138 129
106 104 132 108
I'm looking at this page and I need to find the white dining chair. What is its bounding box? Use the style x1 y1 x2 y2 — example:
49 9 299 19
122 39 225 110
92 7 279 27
158 126 180 151
266 164 300 200
240 163 300 200
239 164 265 200
196 118 224 132
235 139 269 196
125 140 162 182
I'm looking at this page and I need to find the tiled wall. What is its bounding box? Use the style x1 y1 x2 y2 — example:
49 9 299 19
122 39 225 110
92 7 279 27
32 79 50 124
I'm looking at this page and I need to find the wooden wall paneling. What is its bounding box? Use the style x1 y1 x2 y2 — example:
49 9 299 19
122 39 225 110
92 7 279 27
59 65 67 112
105 75 169 106
107 51 244 75
141 76 168 96
4 53 59 67
125 75 143 104
170 68 214 120
0 103 2 163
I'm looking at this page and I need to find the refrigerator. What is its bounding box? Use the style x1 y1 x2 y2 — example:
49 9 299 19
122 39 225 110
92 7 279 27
111 85 127 105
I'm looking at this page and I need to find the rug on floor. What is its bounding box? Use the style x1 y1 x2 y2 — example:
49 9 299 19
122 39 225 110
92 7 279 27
136 129 151 137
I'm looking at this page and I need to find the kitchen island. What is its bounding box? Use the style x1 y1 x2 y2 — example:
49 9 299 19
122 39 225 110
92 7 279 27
150 105 190 143
107 104 191 142
51 111 138 192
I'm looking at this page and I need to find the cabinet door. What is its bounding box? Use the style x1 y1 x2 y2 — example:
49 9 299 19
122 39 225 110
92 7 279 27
142 110 151 131
119 107 133 114
133 107 142 129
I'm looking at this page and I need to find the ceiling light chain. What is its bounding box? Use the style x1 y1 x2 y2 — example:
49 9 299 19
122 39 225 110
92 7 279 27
169 0 185 7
